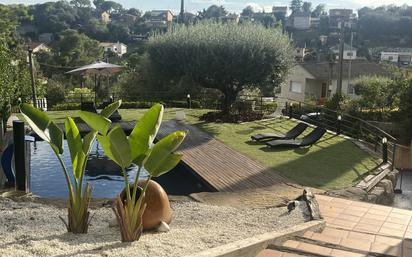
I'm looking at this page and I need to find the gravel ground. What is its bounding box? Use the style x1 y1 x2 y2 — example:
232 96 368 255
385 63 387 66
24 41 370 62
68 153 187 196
0 198 306 257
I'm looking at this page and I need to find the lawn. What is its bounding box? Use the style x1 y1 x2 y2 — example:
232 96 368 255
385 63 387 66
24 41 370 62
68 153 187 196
19 107 380 190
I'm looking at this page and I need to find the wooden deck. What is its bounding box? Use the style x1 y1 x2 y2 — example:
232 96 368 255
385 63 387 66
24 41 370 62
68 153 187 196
158 120 288 192
54 119 288 192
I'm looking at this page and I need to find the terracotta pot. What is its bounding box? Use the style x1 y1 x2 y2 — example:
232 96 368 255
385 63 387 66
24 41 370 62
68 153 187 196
120 180 172 230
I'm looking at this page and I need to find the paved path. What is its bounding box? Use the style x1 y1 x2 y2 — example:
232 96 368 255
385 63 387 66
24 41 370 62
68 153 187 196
257 195 412 257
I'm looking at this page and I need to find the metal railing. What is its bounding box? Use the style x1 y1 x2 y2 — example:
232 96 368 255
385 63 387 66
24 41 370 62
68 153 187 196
284 100 398 168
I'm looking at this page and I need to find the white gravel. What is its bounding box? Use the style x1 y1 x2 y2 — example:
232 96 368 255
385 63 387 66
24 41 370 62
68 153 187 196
0 198 306 257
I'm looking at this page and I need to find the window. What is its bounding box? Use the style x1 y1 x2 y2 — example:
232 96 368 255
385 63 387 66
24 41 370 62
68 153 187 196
290 81 302 93
347 52 353 57
389 56 394 61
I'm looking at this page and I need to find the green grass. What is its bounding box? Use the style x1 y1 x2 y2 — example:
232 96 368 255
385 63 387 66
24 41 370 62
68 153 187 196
19 108 380 190
195 117 380 190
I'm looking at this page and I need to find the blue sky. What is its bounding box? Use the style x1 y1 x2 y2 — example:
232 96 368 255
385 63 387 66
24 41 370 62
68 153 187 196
2 0 412 14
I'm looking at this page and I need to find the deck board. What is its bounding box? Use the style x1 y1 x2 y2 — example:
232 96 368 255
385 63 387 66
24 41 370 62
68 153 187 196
157 120 288 192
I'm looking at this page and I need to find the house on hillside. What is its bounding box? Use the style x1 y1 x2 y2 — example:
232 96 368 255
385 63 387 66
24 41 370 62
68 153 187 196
146 10 173 29
329 9 356 29
280 61 391 102
99 42 127 56
331 44 357 60
381 52 412 66
26 42 51 53
101 11 111 24
292 12 311 30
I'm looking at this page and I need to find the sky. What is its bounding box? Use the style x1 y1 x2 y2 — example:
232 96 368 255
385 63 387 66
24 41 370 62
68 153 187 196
2 0 412 14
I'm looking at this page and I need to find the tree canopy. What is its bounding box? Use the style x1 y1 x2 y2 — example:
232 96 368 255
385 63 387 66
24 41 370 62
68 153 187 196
290 0 302 14
147 21 293 114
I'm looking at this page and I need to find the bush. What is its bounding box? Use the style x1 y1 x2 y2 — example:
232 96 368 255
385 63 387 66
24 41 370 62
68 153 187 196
46 80 65 108
121 100 201 109
66 87 94 103
147 21 293 114
50 103 81 111
399 80 412 141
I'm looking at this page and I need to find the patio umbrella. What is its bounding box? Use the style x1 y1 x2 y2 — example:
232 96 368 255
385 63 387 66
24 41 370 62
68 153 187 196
66 61 124 76
66 61 124 104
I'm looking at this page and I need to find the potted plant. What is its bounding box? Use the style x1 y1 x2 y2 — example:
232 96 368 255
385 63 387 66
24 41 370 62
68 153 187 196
20 101 121 233
89 103 186 242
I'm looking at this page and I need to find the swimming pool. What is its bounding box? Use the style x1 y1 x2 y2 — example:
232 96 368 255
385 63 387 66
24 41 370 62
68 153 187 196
30 140 147 198
29 140 212 198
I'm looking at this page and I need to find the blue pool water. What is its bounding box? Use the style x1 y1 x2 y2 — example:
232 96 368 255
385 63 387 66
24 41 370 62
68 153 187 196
30 140 148 198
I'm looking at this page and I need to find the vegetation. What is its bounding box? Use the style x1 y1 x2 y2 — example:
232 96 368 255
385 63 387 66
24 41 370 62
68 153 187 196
20 101 121 233
358 6 412 47
147 21 293 115
82 104 186 241
399 78 412 141
0 45 32 130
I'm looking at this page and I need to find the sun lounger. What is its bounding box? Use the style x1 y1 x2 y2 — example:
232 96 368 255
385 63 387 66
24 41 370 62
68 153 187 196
265 127 327 148
251 122 308 142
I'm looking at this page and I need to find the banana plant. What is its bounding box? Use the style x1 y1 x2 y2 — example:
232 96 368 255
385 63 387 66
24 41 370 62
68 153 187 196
93 104 186 242
20 101 121 233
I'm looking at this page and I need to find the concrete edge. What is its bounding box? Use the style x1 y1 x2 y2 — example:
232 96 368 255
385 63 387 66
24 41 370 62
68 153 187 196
183 219 325 257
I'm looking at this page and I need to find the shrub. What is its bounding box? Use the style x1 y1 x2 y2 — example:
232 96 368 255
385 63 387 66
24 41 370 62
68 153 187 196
66 87 94 103
50 103 81 111
147 21 293 114
46 80 65 108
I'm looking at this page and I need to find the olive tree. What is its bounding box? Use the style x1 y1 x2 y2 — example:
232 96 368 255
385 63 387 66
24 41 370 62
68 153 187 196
147 21 293 114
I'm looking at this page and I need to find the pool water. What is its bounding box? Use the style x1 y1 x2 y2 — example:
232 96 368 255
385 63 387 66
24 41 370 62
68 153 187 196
30 140 148 198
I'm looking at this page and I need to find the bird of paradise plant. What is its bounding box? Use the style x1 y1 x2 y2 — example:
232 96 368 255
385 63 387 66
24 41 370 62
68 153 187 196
86 103 186 242
20 101 121 233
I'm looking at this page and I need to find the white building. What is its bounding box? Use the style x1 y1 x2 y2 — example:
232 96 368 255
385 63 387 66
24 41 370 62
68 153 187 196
381 52 412 65
332 44 357 60
292 12 311 30
99 42 127 57
280 61 390 102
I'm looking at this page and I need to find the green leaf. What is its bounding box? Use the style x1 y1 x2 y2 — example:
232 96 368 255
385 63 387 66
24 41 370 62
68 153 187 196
144 130 186 177
20 103 50 131
97 135 116 163
107 125 132 169
65 117 83 163
129 104 164 165
20 104 63 154
83 131 97 154
79 111 111 135
73 151 86 180
151 153 183 177
48 121 64 154
100 100 122 118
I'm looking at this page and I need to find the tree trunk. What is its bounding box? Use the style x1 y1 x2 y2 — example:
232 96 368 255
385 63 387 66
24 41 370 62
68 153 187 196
221 90 237 115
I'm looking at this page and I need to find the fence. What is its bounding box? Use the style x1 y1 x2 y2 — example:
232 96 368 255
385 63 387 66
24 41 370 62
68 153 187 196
284 100 398 168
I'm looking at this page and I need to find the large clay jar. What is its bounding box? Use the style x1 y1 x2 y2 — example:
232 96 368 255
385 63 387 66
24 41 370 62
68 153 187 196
120 180 172 230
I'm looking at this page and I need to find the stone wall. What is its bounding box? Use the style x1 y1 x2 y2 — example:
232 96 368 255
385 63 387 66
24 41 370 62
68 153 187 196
327 168 399 206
